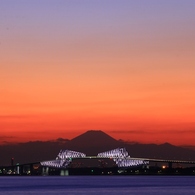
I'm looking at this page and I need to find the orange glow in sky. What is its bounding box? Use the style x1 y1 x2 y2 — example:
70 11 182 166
0 1 195 146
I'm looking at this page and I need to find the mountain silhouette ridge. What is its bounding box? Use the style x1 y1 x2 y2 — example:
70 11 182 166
64 130 122 155
1 130 195 166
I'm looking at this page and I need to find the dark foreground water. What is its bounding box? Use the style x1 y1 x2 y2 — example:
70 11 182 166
0 176 195 194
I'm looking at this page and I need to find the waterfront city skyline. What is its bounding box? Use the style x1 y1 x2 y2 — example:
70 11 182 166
0 0 195 146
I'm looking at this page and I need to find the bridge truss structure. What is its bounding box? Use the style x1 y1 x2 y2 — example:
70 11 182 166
41 150 86 168
41 148 149 168
97 148 149 167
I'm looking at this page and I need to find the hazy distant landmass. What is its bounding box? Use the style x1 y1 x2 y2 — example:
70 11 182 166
0 130 195 166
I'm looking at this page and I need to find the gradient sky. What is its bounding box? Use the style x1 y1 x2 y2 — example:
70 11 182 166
0 0 195 145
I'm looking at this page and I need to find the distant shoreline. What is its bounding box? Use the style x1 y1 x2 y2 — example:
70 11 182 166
1 166 195 176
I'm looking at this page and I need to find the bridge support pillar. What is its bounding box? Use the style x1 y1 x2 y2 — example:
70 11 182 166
16 165 20 175
42 167 49 176
30 164 33 175
60 169 69 176
20 165 23 175
168 162 172 169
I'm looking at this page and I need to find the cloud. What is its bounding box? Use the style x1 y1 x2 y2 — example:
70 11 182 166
0 136 15 141
0 136 16 145
56 138 70 142
0 115 34 119
109 130 155 134
109 129 195 135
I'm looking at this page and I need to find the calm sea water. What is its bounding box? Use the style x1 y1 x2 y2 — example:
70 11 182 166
0 176 195 194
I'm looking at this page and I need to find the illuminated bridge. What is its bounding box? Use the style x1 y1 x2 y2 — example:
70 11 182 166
40 148 149 168
1 148 195 176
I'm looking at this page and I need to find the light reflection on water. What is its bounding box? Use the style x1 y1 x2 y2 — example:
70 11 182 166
0 176 195 194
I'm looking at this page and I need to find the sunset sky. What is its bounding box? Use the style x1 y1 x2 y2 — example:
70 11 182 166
1 0 195 146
